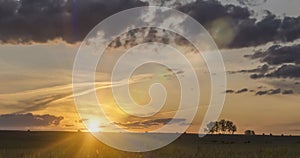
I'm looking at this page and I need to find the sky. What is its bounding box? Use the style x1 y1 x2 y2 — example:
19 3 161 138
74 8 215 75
0 0 299 135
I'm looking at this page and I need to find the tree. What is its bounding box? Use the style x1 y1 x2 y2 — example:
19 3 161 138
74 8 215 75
219 119 227 134
230 125 237 134
206 119 237 134
206 121 219 134
244 130 255 136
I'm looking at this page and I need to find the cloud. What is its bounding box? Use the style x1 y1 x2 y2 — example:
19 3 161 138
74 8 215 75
16 93 72 113
0 72 161 114
223 87 297 96
0 113 63 127
225 88 270 95
255 88 281 95
108 27 176 49
249 44 300 65
249 73 265 79
230 64 269 74
225 88 254 94
249 65 300 79
0 0 148 44
266 65 300 78
178 0 300 48
241 44 300 79
179 0 251 26
0 0 299 48
230 13 300 48
225 88 251 94
0 84 74 113
282 89 294 95
235 43 299 94
115 118 186 129
109 0 293 49
236 0 267 7
225 89 235 93
235 88 248 94
268 88 281 94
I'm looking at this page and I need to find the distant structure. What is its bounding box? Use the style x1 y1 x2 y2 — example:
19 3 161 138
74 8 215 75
244 130 255 136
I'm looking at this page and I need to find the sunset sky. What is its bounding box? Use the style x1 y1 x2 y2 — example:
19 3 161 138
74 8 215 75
0 0 299 135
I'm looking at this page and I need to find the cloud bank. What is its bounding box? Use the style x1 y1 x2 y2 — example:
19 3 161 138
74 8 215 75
0 113 63 128
0 0 299 48
245 44 300 79
0 0 148 44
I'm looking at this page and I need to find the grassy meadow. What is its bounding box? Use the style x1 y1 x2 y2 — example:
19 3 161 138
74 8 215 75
0 131 299 158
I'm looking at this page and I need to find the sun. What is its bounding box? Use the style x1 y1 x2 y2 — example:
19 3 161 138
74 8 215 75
87 120 101 132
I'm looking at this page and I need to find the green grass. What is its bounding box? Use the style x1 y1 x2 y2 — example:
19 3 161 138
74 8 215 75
0 131 299 158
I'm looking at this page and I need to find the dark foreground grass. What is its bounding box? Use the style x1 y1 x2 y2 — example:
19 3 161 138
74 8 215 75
0 131 299 158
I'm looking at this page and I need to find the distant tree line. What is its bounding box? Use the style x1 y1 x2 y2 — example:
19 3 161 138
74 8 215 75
206 119 237 134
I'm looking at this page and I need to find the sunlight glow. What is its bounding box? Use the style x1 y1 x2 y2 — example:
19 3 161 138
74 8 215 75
87 120 101 132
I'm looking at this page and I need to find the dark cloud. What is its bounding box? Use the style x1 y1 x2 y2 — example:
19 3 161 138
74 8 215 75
281 16 300 42
229 12 281 48
250 44 300 65
255 88 281 95
178 0 252 48
266 65 300 78
178 0 300 48
269 88 281 94
179 0 251 26
243 44 300 79
226 88 256 94
255 90 268 96
0 0 299 48
282 90 294 95
250 65 300 79
250 73 265 79
115 118 186 129
235 88 248 94
230 64 269 74
0 113 63 127
109 0 282 49
108 27 177 49
225 89 235 93
0 0 148 44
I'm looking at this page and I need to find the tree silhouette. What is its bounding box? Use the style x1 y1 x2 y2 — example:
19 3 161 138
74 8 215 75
206 121 219 134
219 119 227 133
226 120 233 133
244 130 255 136
206 119 237 134
230 125 237 134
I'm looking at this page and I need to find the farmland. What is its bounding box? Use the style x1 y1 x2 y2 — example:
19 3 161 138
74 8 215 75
0 131 299 158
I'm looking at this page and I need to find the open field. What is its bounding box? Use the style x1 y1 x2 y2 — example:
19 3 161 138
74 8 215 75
0 131 299 158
